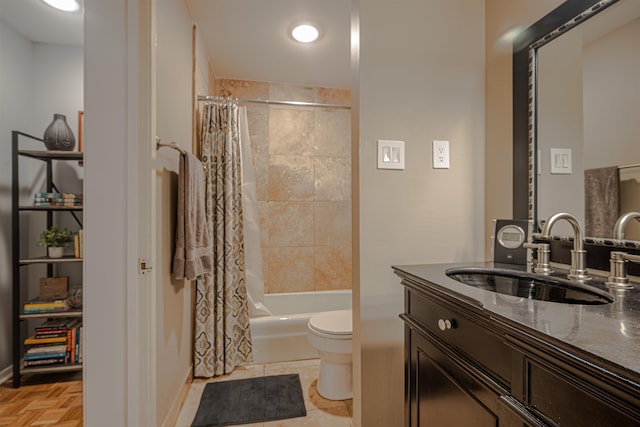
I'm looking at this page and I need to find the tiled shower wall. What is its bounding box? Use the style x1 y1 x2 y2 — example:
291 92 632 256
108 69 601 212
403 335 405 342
215 79 352 294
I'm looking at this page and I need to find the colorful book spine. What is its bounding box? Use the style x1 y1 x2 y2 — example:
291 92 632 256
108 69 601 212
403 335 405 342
33 192 83 207
34 192 62 199
24 352 67 361
24 357 66 367
24 335 67 346
35 320 73 334
26 344 67 354
78 326 83 364
24 298 70 314
65 320 82 364
33 331 68 339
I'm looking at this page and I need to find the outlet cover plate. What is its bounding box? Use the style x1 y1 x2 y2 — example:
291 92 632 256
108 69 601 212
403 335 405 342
433 140 450 169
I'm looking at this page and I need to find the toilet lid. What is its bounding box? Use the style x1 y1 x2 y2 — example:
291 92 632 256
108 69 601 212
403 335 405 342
309 309 352 336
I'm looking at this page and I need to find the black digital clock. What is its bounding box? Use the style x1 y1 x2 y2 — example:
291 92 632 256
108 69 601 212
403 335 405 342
493 219 532 264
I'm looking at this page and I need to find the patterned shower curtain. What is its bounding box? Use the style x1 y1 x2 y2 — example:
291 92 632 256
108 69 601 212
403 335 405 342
194 101 253 377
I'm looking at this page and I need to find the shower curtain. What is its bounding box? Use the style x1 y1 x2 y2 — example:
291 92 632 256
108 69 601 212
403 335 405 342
238 107 271 317
194 101 253 377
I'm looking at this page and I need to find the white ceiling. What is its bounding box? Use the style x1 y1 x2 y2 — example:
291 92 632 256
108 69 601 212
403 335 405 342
0 0 351 89
185 0 351 89
0 0 83 46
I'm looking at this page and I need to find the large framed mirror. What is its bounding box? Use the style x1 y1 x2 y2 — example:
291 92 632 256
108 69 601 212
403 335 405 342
513 0 640 245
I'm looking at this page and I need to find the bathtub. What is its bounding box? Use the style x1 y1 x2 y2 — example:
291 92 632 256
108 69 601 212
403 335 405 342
249 290 352 364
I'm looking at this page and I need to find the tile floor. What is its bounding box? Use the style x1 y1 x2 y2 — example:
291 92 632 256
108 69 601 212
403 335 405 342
175 359 353 427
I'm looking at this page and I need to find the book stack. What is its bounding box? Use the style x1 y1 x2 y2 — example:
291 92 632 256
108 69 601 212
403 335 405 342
33 192 83 207
24 319 83 367
23 297 70 314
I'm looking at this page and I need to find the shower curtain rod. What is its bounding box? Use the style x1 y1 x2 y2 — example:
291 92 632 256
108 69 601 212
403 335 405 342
619 163 640 170
197 95 351 110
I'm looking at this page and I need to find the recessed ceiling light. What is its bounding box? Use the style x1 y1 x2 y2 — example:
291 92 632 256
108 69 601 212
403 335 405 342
41 0 81 12
291 24 319 43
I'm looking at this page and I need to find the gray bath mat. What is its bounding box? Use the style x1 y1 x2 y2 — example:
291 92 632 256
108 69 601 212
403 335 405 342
191 373 307 427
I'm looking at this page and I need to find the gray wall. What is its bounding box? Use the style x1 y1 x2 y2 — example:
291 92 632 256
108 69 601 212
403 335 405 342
0 19 34 380
354 1 486 425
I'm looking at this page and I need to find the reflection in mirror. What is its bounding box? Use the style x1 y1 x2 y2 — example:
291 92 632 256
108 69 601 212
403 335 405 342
537 0 640 239
523 0 640 240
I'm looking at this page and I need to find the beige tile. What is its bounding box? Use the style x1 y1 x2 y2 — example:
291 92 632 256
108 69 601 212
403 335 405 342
263 406 352 427
269 109 315 156
270 83 315 103
268 155 314 201
217 79 269 99
245 104 269 158
258 201 270 247
314 87 351 107
245 104 270 201
253 153 270 202
314 202 352 247
267 202 314 247
314 110 351 157
315 157 351 201
263 247 315 294
314 246 352 291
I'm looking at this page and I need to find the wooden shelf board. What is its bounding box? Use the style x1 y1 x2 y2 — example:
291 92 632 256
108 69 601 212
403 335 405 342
18 149 83 161
19 205 83 211
19 256 82 265
20 363 83 375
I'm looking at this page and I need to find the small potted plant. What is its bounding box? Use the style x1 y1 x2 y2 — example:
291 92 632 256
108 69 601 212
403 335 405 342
38 225 73 258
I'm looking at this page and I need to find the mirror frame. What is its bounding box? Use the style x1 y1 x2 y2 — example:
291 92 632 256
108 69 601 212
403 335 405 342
512 0 620 230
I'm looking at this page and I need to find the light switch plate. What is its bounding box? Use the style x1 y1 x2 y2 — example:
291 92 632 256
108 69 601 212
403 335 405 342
377 140 405 170
550 148 572 174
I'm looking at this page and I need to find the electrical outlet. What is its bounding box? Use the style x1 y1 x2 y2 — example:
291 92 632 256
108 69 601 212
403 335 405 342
433 140 450 169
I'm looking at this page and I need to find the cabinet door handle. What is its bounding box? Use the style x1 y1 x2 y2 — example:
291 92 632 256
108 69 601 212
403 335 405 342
437 319 453 331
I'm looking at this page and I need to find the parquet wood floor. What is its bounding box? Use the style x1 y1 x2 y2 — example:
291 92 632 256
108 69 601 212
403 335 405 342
0 372 82 427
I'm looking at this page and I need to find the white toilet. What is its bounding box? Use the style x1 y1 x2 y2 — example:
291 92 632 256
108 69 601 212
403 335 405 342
307 309 353 400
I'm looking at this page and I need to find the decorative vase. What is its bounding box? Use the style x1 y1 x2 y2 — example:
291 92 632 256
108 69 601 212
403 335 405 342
48 247 64 259
43 114 76 151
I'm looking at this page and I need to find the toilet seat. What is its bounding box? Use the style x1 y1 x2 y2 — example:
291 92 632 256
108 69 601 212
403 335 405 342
308 309 352 339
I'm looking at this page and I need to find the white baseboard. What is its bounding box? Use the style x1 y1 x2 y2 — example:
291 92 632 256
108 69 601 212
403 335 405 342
0 365 13 385
161 364 193 427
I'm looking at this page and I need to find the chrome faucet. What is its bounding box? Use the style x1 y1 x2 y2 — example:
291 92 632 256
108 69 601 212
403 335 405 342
613 212 640 240
541 213 590 281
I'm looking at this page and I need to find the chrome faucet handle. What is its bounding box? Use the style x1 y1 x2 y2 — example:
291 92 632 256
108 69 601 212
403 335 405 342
606 251 640 289
523 242 552 275
568 249 591 282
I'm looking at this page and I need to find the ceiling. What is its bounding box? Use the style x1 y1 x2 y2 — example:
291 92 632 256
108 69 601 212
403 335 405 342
0 0 351 89
0 0 83 46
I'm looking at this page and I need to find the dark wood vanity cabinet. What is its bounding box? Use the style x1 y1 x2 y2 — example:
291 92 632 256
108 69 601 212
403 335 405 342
399 274 640 427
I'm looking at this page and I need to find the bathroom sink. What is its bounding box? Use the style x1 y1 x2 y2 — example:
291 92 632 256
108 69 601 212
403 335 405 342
445 267 614 305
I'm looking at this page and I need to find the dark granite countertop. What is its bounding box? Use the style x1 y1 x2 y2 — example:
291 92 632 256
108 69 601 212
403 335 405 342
393 261 640 385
